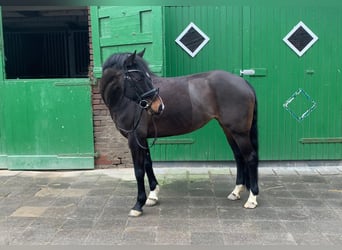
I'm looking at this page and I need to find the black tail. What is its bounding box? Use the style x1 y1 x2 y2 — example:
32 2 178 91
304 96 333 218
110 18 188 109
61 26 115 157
250 97 259 160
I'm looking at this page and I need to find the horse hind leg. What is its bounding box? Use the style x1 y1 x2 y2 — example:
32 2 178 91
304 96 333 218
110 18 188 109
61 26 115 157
225 134 247 201
229 132 259 209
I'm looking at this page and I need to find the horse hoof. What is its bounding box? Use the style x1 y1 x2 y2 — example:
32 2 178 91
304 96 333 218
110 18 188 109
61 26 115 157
243 201 258 209
244 191 258 209
227 192 240 201
145 198 158 207
145 185 160 206
128 209 143 217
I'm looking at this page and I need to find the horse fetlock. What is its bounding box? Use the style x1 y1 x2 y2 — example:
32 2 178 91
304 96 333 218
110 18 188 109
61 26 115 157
145 185 160 207
244 191 258 209
227 184 245 201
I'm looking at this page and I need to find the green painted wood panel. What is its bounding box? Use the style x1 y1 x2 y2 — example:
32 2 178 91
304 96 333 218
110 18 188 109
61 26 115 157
0 79 94 170
90 6 164 77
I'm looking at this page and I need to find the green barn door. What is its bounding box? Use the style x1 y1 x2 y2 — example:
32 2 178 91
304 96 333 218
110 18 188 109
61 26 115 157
245 5 342 160
0 7 94 170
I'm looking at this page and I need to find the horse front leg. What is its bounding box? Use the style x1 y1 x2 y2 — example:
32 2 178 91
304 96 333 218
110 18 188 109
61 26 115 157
128 136 147 217
144 149 160 207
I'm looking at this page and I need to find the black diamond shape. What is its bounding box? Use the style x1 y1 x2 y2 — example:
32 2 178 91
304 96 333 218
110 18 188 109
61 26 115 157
287 26 314 52
179 27 206 53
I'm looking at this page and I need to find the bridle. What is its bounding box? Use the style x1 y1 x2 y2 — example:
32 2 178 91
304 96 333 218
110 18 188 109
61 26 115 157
123 69 160 111
118 68 163 149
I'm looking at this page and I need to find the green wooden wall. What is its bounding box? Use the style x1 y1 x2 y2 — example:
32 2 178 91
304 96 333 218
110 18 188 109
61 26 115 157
90 3 341 162
150 3 341 161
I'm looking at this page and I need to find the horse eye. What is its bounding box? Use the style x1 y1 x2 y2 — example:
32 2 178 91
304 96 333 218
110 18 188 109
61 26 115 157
134 74 143 81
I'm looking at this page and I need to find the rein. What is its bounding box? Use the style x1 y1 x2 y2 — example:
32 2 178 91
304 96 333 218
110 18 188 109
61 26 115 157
116 107 158 150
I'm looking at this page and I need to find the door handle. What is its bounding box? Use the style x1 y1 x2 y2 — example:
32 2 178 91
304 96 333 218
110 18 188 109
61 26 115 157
240 69 255 76
236 68 267 77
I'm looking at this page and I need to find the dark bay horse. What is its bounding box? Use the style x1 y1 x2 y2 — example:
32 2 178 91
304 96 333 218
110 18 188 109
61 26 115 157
100 49 259 217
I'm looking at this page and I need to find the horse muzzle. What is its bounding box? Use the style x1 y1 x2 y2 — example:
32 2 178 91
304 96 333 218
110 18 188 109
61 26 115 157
149 95 165 115
138 88 164 115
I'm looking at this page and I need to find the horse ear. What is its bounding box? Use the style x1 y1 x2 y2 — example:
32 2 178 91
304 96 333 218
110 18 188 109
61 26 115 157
137 48 146 58
124 50 137 67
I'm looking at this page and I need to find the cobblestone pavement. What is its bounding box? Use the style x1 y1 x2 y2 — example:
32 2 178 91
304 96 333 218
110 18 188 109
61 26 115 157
0 164 342 245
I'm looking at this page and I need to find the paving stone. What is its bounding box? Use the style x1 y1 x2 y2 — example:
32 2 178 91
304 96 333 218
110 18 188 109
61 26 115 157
158 218 189 232
35 187 64 197
324 234 342 245
189 207 218 219
160 206 189 219
10 206 48 218
291 233 332 245
275 207 311 221
51 228 91 245
282 221 321 234
84 229 123 245
156 230 191 245
189 218 221 232
191 232 224 245
223 232 262 245
121 229 156 245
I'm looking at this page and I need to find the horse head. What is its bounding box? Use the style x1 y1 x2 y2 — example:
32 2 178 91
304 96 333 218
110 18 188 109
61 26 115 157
123 50 164 115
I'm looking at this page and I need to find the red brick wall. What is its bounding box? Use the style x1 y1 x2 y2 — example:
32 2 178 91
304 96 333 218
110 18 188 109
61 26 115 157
88 8 133 168
91 86 133 168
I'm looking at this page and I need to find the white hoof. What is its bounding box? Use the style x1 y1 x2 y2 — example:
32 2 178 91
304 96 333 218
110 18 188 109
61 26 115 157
227 185 245 201
145 185 160 207
227 192 240 200
128 209 143 217
145 197 158 206
244 191 258 209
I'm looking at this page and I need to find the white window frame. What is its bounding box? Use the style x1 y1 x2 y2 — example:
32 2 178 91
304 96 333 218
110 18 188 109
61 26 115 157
175 22 210 58
283 21 318 57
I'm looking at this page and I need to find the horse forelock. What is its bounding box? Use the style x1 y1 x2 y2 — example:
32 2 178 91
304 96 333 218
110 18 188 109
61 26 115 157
133 56 154 76
102 53 128 71
102 52 154 77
